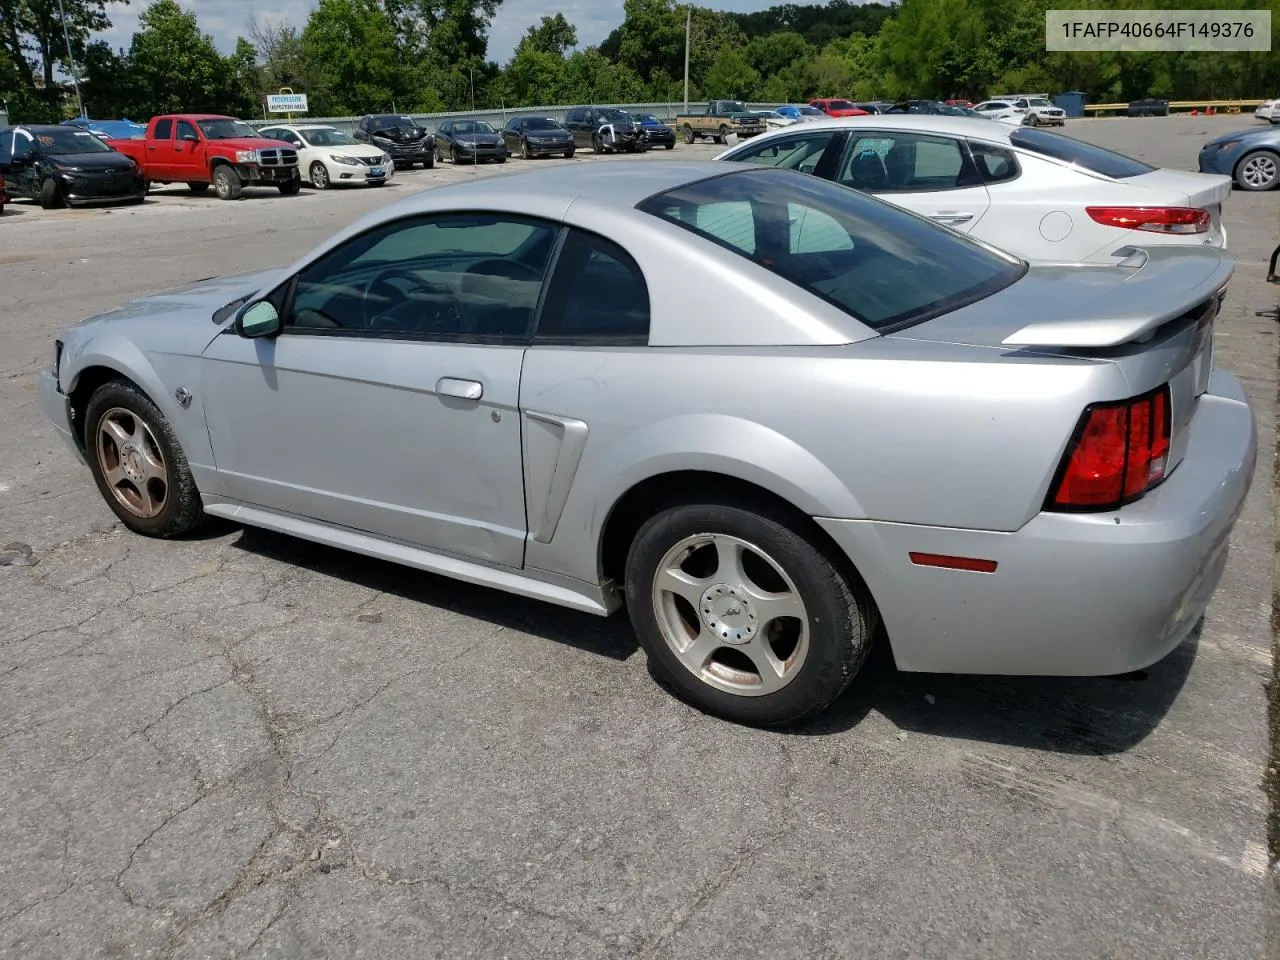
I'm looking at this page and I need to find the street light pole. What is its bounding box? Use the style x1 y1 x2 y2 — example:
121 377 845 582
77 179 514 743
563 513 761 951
683 5 690 114
55 0 85 118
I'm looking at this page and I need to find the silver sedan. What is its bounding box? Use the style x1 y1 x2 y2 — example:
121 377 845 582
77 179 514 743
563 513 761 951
38 161 1256 726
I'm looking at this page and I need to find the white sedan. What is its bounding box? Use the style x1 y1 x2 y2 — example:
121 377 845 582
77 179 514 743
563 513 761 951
1256 99 1279 123
715 115 1232 263
257 123 393 190
972 100 1026 126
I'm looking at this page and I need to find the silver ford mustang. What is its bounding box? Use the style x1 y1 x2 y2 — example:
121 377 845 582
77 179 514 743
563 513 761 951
38 161 1256 726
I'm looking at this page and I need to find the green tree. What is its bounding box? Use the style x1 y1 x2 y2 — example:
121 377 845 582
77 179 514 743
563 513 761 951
520 12 576 57
127 0 234 115
300 0 405 114
7 0 117 109
703 46 758 98
249 15 305 97
744 31 809 78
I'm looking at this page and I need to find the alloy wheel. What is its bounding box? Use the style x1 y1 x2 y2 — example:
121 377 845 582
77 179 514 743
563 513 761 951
1241 153 1278 189
650 533 810 696
95 407 168 519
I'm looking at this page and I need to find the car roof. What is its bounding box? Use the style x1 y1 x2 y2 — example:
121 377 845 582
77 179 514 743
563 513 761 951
266 123 335 130
732 113 1015 142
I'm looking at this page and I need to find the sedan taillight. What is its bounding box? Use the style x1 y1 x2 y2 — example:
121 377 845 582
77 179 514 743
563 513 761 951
1086 206 1211 234
1046 384 1172 511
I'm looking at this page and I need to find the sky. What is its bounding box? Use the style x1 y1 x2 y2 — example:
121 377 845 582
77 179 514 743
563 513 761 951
99 0 810 65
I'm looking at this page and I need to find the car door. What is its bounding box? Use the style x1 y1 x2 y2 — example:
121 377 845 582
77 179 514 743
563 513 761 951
144 118 175 179
200 211 561 567
353 116 372 144
7 129 39 198
502 118 519 150
831 129 992 233
565 109 589 148
171 120 207 181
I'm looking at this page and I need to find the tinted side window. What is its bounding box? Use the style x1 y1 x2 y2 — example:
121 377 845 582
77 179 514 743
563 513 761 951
838 132 970 193
537 230 650 343
968 141 1020 184
153 119 173 140
1009 127 1154 179
287 214 559 340
730 132 839 176
0 136 9 164
176 120 198 141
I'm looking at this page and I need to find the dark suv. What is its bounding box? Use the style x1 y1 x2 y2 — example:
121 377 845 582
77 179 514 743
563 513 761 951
564 106 648 154
353 114 435 168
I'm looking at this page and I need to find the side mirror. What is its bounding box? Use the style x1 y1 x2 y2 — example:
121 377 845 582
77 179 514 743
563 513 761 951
180 133 199 143
236 300 282 339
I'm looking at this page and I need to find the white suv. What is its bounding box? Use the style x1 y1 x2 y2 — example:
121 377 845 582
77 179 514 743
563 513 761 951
1000 95 1067 126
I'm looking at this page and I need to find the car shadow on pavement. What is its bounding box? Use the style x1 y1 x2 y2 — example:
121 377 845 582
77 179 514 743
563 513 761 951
230 525 639 662
789 622 1200 754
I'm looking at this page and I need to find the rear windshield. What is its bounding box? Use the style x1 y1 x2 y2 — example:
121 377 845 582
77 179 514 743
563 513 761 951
1010 127 1154 179
637 168 1025 331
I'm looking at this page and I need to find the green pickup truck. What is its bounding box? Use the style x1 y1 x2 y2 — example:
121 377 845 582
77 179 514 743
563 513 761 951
674 100 768 144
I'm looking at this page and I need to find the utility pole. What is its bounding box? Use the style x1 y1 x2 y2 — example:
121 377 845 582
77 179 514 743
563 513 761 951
56 0 85 118
683 5 691 114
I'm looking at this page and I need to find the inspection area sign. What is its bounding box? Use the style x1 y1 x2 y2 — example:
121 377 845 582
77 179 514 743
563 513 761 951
266 93 309 113
1047 10 1271 51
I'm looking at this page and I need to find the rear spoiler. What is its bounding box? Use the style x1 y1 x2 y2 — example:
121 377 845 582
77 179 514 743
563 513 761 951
1002 247 1233 348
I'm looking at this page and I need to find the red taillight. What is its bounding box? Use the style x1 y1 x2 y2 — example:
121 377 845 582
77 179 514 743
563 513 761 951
1085 206 1211 234
1047 385 1172 511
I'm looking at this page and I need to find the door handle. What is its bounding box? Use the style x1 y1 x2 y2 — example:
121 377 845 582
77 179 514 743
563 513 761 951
436 377 483 400
930 212 974 224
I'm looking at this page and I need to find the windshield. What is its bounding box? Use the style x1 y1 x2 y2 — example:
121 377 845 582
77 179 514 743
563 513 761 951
522 118 561 130
798 106 824 116
372 115 419 131
827 100 856 110
32 128 114 154
301 128 357 147
1029 98 1053 107
637 169 1024 332
1010 127 1155 179
635 114 660 124
452 120 496 135
197 119 260 140
718 101 748 112
599 109 633 124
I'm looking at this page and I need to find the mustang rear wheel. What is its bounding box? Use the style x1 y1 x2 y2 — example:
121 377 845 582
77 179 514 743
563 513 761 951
84 380 204 538
625 500 876 726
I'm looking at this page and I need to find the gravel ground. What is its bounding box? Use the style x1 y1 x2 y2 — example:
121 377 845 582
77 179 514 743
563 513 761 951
0 115 1275 959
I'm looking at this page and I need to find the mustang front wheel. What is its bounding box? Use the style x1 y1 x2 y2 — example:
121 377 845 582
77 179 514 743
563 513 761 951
84 380 204 538
625 500 876 726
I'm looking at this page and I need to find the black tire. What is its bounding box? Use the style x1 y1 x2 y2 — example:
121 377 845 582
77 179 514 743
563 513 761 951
683 124 695 144
309 161 330 189
624 499 877 727
564 148 574 158
451 147 461 164
278 177 301 195
717 124 730 144
497 155 507 164
188 182 210 194
592 134 603 154
1235 149 1280 191
521 138 531 160
83 379 205 538
212 166 242 201
369 179 387 187
665 143 675 150
39 178 63 210
423 154 434 169
1027 114 1040 126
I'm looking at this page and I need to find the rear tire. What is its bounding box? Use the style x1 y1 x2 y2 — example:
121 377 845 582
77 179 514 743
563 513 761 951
83 380 205 538
188 182 210 194
39 178 63 209
213 166 242 201
683 124 695 144
624 500 876 727
717 124 730 144
1235 149 1280 190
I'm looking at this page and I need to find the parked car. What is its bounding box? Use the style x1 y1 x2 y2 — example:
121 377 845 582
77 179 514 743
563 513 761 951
853 102 898 115
257 123 392 190
37 161 1254 726
994 94 1066 126
761 110 799 130
774 104 826 122
1128 98 1170 117
434 118 508 164
1255 99 1279 123
106 115 300 200
809 98 869 118
716 115 1232 262
61 117 148 140
352 114 434 168
633 113 677 149
972 100 1027 125
565 106 649 153
672 101 766 144
1199 125 1280 191
500 116 575 158
0 124 147 208
945 99 975 109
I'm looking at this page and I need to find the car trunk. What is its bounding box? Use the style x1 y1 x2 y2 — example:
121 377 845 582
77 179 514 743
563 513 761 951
1127 168 1233 243
892 246 1232 481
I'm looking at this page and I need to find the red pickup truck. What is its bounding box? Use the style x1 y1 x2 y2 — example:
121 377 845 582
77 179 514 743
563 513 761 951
107 114 301 200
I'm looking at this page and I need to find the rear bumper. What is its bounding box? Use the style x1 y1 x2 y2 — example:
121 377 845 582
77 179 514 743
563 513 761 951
818 368 1256 675
37 368 84 464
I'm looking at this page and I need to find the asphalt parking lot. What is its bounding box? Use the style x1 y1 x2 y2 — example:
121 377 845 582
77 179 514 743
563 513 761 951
1 116 1276 959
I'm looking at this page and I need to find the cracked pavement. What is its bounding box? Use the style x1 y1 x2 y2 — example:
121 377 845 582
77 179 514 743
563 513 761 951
1 122 1275 958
